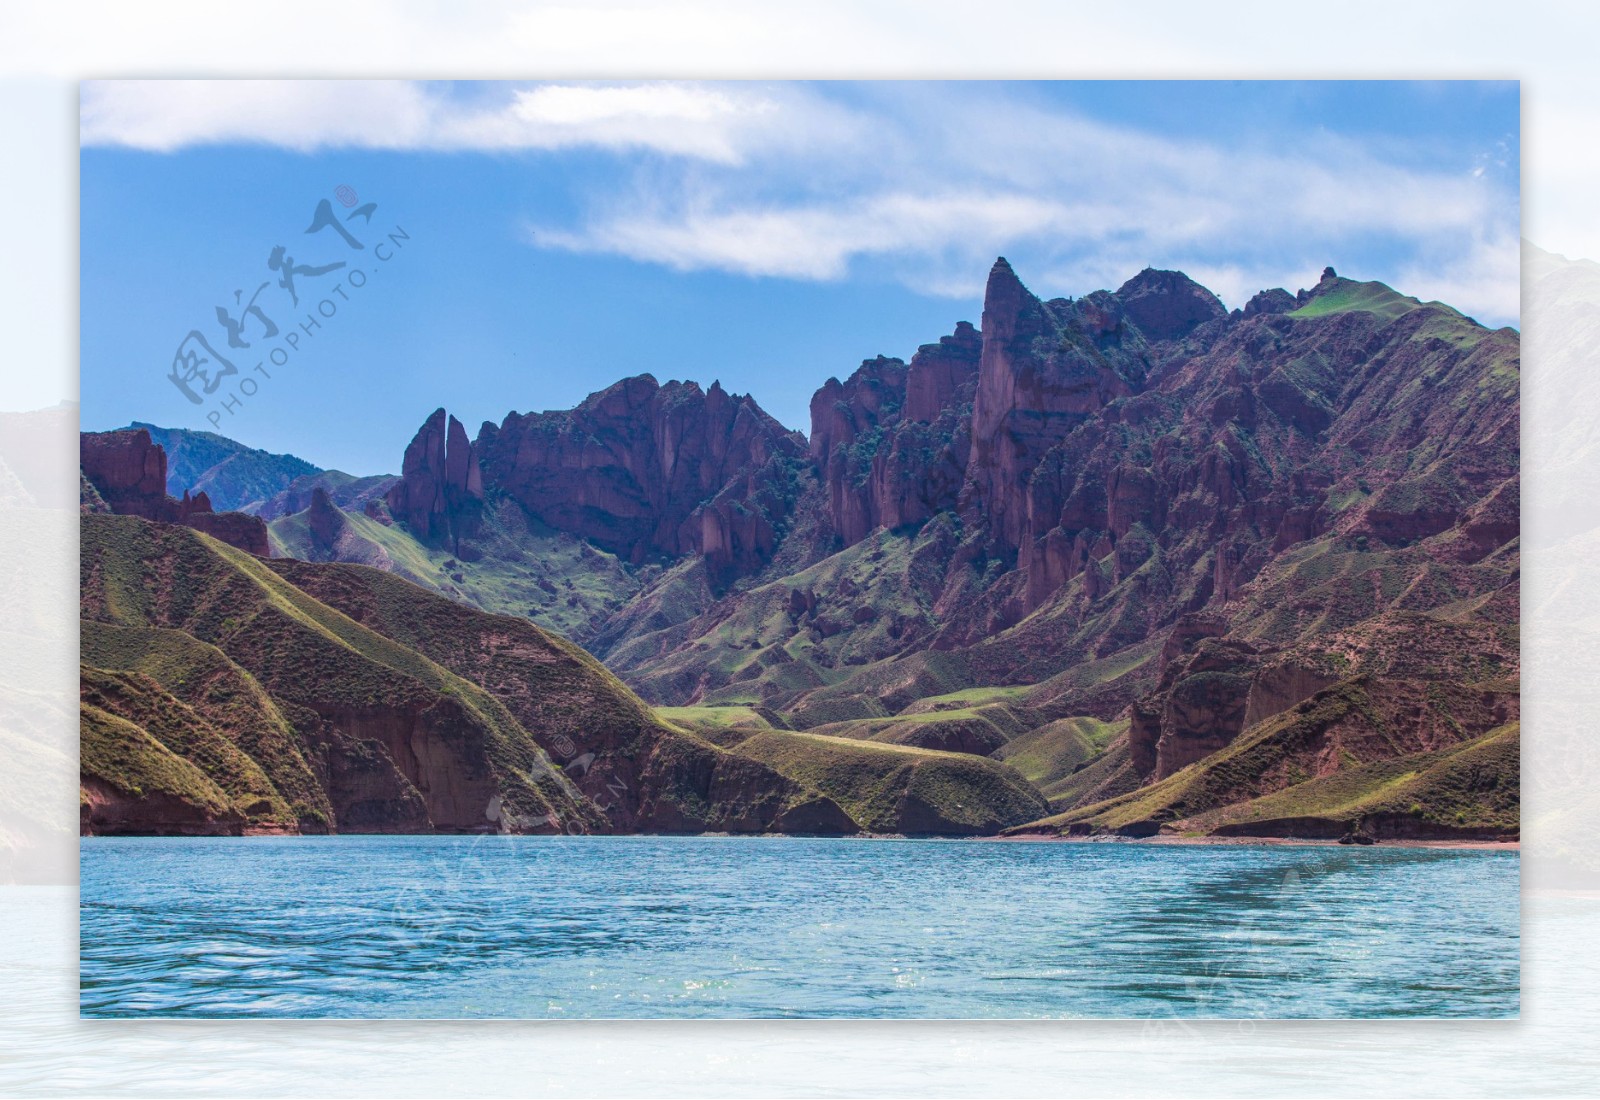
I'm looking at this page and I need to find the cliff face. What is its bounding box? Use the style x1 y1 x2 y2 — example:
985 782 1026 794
962 258 1150 553
383 408 484 554
810 327 981 545
80 428 268 555
391 376 812 579
79 429 168 517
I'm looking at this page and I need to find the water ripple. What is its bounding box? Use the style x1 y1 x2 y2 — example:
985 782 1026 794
78 836 1519 1019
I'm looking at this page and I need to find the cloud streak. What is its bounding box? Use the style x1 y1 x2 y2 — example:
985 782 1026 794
79 79 792 162
80 80 1521 323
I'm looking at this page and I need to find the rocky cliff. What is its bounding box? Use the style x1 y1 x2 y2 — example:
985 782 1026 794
592 258 1517 840
380 379 808 581
383 408 484 553
810 325 981 545
80 428 269 555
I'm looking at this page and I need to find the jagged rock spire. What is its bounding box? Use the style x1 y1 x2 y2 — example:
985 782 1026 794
385 407 484 551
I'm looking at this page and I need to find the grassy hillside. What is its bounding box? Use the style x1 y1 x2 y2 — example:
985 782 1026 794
81 663 296 827
1194 722 1519 838
1009 677 1517 838
266 556 860 835
80 701 240 834
269 497 643 638
1287 277 1421 322
82 512 613 835
721 727 1048 835
81 512 887 837
995 716 1124 801
82 620 330 828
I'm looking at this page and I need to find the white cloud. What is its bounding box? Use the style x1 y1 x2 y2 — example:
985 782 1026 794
79 79 1522 324
79 80 429 152
530 192 1080 280
1397 228 1524 327
79 79 785 162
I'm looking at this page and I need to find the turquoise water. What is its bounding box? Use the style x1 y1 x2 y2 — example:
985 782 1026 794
78 836 1519 1019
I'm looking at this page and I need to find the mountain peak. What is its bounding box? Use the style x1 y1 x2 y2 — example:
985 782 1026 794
981 256 1035 347
985 256 1024 296
1114 267 1226 341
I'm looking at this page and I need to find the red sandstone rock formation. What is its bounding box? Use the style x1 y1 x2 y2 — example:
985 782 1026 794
79 428 268 555
963 258 1145 552
473 375 805 575
383 408 484 553
809 328 980 544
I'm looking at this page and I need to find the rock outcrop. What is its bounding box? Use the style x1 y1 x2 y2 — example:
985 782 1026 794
810 327 980 545
79 429 169 518
963 257 1147 553
384 408 483 553
1128 633 1260 781
305 486 346 556
80 428 268 555
1114 267 1227 342
476 376 806 576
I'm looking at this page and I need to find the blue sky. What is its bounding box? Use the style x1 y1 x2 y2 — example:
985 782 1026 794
80 80 1520 477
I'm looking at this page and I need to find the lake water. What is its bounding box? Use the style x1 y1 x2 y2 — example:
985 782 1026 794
78 836 1519 1019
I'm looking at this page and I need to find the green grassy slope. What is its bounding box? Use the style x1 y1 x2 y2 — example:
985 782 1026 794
81 620 331 828
1010 676 1516 838
83 512 600 834
995 716 1123 799
1287 277 1422 322
81 663 295 827
1194 722 1519 837
722 727 1048 835
80 701 241 833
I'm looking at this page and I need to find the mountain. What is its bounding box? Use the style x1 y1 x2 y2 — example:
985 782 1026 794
254 469 400 521
79 433 1043 836
129 423 323 512
93 255 1521 842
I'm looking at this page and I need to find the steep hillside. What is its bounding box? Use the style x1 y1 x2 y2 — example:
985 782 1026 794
263 556 851 834
81 511 1042 836
269 490 644 639
82 512 600 835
